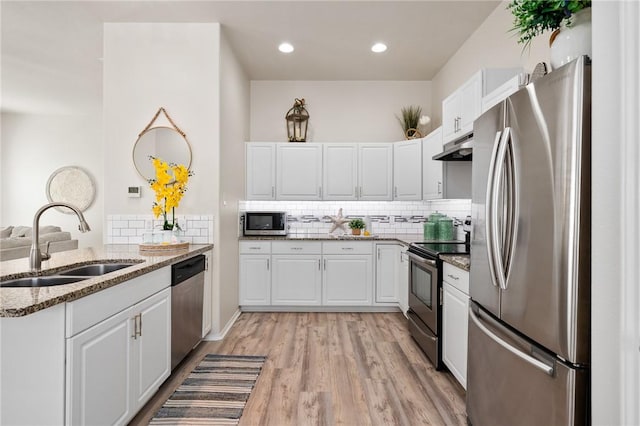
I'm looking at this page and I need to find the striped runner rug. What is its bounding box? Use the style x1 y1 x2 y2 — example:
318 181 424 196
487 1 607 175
150 354 266 425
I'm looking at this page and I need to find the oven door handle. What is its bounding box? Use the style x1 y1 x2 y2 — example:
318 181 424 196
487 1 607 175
407 251 437 268
407 312 437 342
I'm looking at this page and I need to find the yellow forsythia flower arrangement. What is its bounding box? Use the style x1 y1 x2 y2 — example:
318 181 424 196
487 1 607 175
149 156 193 230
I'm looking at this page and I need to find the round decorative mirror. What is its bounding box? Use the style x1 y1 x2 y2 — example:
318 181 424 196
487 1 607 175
132 126 192 180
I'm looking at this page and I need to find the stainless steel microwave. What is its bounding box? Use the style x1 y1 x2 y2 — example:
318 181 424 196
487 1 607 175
243 211 288 236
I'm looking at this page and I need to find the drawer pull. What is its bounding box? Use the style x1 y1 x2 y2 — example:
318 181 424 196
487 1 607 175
291 247 303 251
249 246 261 250
447 274 460 280
341 247 354 251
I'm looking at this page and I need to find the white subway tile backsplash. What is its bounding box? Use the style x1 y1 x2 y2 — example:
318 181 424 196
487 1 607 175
106 214 214 244
128 220 145 229
239 199 470 235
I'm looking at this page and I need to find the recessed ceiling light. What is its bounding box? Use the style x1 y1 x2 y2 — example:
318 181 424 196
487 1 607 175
371 43 387 53
279 42 294 53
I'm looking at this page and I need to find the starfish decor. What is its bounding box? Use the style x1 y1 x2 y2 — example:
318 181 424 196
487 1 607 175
328 208 349 234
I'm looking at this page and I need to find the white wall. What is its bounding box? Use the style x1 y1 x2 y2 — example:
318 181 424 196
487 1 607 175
592 1 640 424
250 81 432 143
215 28 250 336
0 111 104 248
430 1 551 126
103 23 220 224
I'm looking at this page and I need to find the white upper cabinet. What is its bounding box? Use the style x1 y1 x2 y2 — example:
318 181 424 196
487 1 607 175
481 73 528 113
442 67 523 144
422 127 443 200
246 142 276 200
358 143 393 200
322 143 358 200
393 139 422 200
276 144 323 200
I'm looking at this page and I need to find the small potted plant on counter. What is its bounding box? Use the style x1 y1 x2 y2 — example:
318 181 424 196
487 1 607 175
348 218 365 236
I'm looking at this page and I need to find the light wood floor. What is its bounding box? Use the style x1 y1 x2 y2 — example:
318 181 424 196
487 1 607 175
129 312 467 426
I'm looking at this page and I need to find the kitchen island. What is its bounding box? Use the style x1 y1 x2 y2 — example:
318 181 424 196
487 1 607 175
0 243 213 425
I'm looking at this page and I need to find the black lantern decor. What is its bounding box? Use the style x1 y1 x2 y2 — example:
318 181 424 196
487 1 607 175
285 98 309 142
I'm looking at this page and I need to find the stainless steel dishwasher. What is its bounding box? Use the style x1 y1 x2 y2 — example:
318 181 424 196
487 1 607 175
171 254 205 370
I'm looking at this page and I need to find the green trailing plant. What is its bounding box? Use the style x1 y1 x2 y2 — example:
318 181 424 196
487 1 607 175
397 105 422 135
348 218 365 230
507 0 591 50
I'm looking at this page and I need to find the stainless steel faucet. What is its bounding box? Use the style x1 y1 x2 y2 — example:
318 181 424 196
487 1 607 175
29 202 91 271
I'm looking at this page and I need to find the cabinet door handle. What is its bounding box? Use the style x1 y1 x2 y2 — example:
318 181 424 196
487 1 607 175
377 248 380 260
437 181 442 194
359 186 363 198
318 259 321 270
138 313 143 338
394 186 398 198
267 259 270 270
131 317 137 339
355 187 358 198
323 259 327 270
319 187 323 198
271 186 275 198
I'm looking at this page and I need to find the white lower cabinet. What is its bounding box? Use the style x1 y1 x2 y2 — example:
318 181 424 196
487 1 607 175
202 250 213 337
66 306 133 425
398 246 409 314
323 255 372 305
239 254 271 305
66 287 171 425
375 243 401 304
240 240 384 309
271 255 322 305
442 263 470 389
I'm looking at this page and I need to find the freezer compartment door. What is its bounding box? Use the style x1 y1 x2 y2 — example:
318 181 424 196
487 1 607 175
467 303 588 426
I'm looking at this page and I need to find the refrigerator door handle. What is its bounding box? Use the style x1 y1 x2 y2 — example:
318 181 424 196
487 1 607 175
502 131 518 287
485 130 506 290
489 128 511 291
485 130 501 289
469 306 555 376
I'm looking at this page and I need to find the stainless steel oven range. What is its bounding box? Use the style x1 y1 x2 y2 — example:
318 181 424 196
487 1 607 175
406 242 469 369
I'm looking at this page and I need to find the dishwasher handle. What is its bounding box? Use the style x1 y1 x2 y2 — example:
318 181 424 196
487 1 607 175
172 254 206 285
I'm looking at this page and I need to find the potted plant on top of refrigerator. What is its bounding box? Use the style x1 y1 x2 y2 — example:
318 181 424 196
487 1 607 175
507 0 591 69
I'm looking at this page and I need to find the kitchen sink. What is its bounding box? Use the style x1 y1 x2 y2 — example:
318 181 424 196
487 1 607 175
0 276 88 288
58 262 138 277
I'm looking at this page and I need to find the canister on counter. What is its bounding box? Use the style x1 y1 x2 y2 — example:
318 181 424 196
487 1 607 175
424 222 437 240
437 217 454 241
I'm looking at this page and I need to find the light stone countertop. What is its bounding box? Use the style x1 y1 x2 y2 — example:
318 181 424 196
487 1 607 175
440 254 471 271
0 244 213 318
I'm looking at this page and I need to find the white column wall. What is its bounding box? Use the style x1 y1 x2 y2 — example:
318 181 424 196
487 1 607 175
102 23 220 226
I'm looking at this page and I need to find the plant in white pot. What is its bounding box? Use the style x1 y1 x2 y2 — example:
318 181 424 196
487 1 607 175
507 0 591 69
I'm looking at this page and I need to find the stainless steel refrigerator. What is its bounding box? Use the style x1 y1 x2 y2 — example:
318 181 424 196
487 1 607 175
468 56 590 426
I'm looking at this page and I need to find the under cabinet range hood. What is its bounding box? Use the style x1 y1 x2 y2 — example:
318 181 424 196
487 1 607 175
433 133 473 161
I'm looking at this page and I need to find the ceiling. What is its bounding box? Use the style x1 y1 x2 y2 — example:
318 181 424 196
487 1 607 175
1 0 502 114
